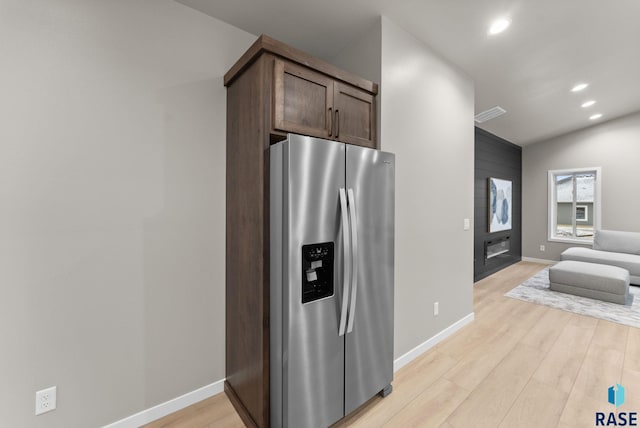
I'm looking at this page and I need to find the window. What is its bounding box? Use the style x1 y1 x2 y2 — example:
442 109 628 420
548 167 601 243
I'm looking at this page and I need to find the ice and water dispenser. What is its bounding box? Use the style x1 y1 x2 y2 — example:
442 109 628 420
301 242 334 303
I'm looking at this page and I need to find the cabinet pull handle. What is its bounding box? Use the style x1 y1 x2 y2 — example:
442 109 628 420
335 109 340 138
328 107 333 136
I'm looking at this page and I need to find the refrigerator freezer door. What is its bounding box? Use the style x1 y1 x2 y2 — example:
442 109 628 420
344 146 395 415
278 134 347 427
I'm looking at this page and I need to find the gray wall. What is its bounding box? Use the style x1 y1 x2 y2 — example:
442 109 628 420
1 3 475 426
523 111 640 260
474 128 522 281
557 202 594 227
333 17 475 359
331 19 382 146
380 18 475 358
0 1 255 426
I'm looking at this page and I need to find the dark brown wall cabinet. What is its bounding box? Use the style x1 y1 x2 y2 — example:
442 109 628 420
273 59 376 147
224 35 379 427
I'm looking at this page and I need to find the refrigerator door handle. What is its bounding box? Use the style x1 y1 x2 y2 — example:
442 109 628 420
346 188 358 334
338 188 351 336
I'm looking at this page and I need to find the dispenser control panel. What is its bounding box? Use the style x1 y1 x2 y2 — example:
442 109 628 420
301 242 334 303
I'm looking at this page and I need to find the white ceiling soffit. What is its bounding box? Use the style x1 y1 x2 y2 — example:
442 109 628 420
176 0 640 146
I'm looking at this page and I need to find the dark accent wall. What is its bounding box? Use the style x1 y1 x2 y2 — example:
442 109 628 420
474 127 522 282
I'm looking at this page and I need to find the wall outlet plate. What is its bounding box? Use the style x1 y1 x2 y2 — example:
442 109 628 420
35 386 57 415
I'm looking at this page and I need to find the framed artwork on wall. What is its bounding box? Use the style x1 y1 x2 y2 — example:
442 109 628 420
488 177 512 233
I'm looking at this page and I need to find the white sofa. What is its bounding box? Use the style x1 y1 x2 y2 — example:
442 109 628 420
561 229 640 286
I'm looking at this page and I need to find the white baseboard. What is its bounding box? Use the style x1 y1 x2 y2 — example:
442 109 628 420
105 313 476 427
521 257 556 265
393 312 475 372
103 378 225 428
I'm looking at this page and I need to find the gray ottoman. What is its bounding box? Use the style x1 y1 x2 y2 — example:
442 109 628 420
549 260 630 305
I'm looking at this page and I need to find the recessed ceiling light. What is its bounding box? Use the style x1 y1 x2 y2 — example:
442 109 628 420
571 83 589 92
581 100 596 108
489 18 511 35
589 113 603 120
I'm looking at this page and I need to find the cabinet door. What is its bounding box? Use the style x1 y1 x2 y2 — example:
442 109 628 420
333 82 376 148
273 59 333 139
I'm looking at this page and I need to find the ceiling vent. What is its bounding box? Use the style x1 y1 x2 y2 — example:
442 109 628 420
474 106 506 123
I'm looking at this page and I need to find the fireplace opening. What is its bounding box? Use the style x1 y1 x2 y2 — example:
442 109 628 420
485 236 510 261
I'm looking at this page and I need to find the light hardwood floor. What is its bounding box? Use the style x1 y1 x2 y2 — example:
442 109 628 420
144 261 640 427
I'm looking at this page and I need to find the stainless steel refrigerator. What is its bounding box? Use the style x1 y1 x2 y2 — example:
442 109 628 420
270 133 395 427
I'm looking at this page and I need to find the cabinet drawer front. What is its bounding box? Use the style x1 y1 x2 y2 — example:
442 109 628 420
333 82 376 148
273 59 333 139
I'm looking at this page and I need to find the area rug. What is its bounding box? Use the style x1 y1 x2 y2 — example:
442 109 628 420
505 267 640 328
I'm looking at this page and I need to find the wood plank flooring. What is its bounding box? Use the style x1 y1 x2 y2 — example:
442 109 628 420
144 261 639 428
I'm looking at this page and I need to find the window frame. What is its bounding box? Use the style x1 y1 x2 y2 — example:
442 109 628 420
575 205 588 222
547 167 601 244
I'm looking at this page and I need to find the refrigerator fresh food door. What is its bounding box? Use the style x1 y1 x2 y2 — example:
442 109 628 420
344 145 395 415
271 134 347 427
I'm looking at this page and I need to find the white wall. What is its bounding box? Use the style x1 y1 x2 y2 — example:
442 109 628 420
522 111 640 260
380 18 475 358
0 1 255 426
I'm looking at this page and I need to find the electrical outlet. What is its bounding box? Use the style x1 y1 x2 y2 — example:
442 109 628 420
540 245 546 252
434 302 439 316
463 218 470 231
35 386 56 416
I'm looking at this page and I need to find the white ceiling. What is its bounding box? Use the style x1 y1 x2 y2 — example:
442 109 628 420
177 0 640 145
